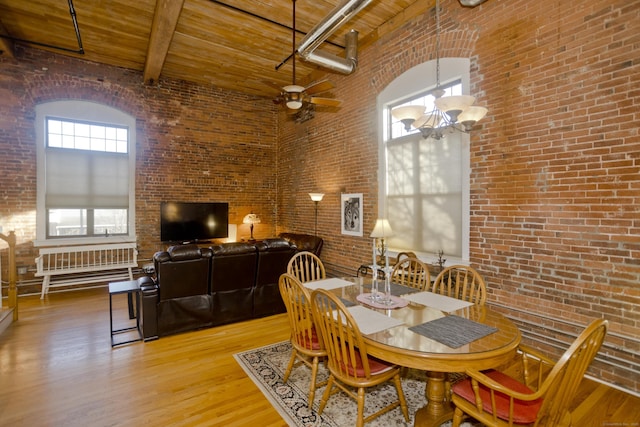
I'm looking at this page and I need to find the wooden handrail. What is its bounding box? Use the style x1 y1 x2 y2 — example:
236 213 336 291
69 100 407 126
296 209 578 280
0 230 18 320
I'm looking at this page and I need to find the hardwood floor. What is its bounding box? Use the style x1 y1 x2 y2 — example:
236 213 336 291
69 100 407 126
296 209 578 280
1 288 638 427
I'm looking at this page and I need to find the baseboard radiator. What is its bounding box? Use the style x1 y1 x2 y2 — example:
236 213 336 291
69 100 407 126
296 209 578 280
490 302 640 396
35 243 138 299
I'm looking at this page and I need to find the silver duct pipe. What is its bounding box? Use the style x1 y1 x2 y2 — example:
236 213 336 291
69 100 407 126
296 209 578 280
297 0 372 74
303 30 358 74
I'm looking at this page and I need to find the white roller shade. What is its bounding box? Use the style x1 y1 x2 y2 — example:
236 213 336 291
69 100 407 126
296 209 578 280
45 148 129 208
386 132 463 257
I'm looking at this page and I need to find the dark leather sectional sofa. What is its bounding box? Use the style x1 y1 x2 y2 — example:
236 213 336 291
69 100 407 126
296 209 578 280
138 233 322 340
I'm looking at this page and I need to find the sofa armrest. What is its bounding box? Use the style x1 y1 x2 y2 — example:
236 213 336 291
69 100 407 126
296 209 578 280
138 276 159 341
278 232 323 256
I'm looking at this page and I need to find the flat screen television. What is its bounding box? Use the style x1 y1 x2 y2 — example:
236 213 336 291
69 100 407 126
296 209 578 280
160 201 229 243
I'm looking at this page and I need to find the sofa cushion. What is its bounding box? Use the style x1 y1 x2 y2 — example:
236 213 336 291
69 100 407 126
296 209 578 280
210 242 259 325
167 244 212 261
157 294 213 336
154 245 212 301
254 238 297 317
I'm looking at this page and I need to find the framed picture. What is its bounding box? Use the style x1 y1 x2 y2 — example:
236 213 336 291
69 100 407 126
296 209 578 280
341 193 363 236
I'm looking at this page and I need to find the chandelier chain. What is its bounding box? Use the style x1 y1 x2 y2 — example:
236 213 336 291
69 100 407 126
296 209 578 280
435 0 441 88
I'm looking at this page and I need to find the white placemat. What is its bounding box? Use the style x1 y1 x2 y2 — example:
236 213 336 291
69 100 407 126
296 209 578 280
404 291 473 313
305 277 354 291
347 305 405 335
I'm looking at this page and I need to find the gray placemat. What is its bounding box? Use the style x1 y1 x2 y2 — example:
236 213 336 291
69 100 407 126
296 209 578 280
338 297 357 307
366 282 421 297
408 315 498 348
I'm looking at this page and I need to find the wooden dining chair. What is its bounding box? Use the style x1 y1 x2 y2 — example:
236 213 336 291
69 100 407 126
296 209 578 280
391 256 431 290
451 318 608 427
310 288 410 427
278 273 327 407
431 264 487 305
287 251 326 283
394 251 417 266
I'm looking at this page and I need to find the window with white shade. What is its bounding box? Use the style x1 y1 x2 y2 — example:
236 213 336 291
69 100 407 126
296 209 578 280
35 101 136 245
377 58 470 263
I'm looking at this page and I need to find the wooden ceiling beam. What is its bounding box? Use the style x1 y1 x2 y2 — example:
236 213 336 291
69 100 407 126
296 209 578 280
0 21 15 58
143 0 186 85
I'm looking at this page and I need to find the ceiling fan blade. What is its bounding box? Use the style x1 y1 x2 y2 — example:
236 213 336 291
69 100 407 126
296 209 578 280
309 97 342 107
305 79 335 95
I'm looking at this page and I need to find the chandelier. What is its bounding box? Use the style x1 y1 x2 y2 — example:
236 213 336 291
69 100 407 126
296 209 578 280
391 0 487 140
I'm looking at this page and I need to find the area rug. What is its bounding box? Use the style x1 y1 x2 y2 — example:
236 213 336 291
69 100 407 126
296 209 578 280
234 341 478 427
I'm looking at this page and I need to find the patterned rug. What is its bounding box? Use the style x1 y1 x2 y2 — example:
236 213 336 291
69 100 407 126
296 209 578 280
234 341 477 427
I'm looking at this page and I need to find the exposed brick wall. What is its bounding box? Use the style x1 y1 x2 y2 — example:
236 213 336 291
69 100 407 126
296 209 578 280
0 46 278 291
0 0 637 393
277 0 640 393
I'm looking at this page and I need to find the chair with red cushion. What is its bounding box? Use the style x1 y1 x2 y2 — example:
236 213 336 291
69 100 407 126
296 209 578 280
310 288 409 427
451 318 608 427
278 273 327 407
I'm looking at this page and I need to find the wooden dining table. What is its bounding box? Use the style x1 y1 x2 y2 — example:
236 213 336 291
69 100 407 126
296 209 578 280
305 277 521 427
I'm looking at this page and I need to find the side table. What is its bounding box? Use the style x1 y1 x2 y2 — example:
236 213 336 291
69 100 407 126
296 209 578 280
109 279 142 347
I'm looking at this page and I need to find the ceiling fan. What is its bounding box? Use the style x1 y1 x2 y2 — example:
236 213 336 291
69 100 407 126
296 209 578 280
271 0 342 111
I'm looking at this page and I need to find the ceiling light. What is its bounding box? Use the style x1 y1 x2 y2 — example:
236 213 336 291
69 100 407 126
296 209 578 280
284 85 305 109
391 0 487 140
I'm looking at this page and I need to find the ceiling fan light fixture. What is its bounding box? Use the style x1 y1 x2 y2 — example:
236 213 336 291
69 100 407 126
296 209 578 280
283 85 304 109
286 100 303 110
283 84 305 93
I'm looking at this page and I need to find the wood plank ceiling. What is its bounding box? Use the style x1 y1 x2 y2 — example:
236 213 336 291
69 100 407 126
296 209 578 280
0 0 437 99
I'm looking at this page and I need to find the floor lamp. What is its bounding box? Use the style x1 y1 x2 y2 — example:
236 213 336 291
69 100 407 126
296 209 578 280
309 193 324 236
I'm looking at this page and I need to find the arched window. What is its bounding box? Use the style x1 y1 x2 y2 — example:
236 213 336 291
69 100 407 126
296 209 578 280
35 100 136 245
377 58 471 263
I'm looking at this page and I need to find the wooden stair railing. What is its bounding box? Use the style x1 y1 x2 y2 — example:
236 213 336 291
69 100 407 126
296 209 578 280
0 230 18 320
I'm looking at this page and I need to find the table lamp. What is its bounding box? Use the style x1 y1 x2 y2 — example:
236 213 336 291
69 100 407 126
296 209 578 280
370 218 393 269
242 213 261 241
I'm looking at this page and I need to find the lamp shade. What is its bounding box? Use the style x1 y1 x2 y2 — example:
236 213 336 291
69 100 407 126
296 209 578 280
309 193 324 202
434 95 476 114
458 106 488 124
242 213 261 224
370 218 393 238
391 105 426 122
